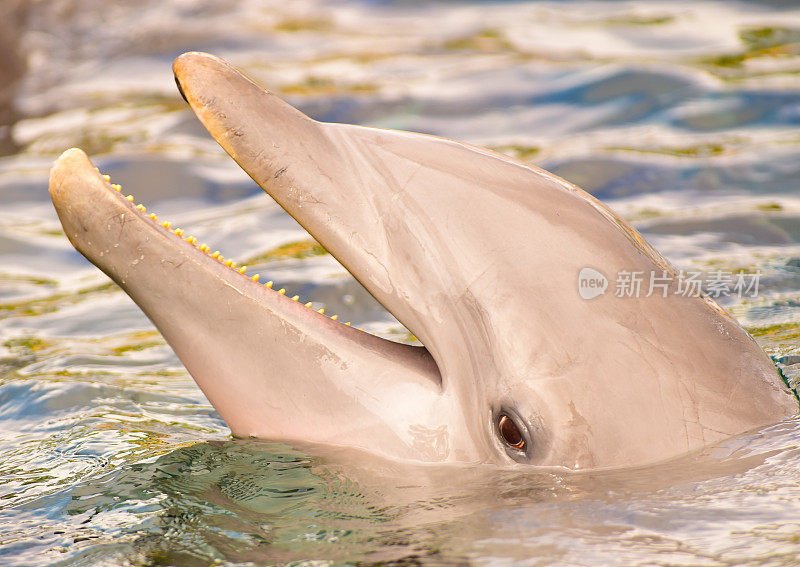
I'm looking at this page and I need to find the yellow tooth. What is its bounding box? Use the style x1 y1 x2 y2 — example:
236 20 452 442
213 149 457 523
186 236 196 244
304 302 313 308
251 274 260 282
211 251 220 259
224 259 232 267
199 244 209 252
161 221 171 229
111 183 122 192
102 174 111 181
238 266 246 274
279 288 286 295
174 228 184 237
317 308 325 314
331 315 338 320
345 322 351 326
291 295 299 301
148 213 158 221
265 281 273 288
125 195 134 202
94 167 100 172
359 328 364 332
136 204 146 212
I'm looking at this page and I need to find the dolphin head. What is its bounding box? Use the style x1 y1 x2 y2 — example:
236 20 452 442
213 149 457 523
49 52 797 470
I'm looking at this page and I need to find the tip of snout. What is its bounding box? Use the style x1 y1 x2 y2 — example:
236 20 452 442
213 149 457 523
172 51 222 75
52 147 90 171
49 147 92 203
172 51 221 73
172 52 233 105
173 52 206 105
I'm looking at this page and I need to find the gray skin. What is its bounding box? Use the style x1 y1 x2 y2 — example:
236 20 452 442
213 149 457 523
49 52 797 470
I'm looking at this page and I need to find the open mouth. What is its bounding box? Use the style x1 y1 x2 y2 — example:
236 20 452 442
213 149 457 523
98 168 358 328
50 144 445 452
51 147 436 367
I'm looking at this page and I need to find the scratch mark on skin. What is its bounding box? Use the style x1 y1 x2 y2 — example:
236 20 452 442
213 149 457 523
249 148 266 164
223 280 247 297
112 212 128 242
160 258 186 270
274 166 287 179
398 164 423 195
465 265 494 290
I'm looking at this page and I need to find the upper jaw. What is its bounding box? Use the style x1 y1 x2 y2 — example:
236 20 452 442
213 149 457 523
171 54 436 340
171 53 502 387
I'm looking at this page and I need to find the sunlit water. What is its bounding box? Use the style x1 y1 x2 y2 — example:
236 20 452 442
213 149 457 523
2 0 800 565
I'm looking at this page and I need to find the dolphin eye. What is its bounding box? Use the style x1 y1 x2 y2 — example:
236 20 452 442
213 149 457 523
498 413 526 451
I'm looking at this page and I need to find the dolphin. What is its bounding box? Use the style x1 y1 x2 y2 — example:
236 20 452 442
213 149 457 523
48 52 797 470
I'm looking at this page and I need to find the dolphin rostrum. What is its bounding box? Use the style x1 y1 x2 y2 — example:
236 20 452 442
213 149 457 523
48 52 797 470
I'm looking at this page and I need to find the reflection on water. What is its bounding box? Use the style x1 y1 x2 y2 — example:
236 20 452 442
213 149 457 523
2 0 800 565
4 427 800 565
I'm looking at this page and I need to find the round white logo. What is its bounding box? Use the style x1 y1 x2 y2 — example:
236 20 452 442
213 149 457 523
578 267 608 300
